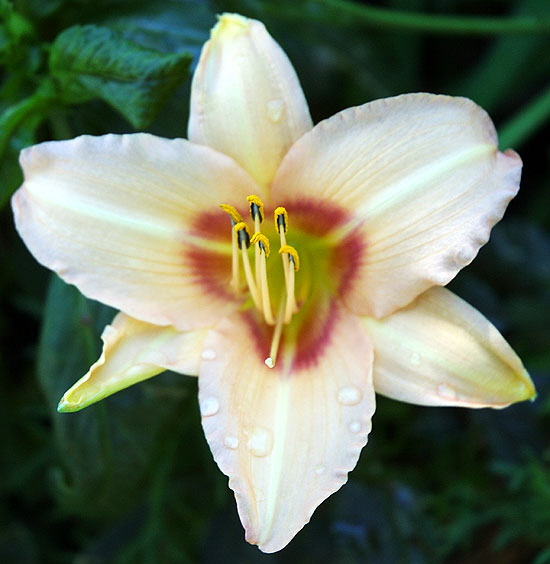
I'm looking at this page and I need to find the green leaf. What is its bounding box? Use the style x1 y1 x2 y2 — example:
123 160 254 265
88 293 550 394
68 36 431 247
0 0 36 65
49 24 192 129
36 275 206 528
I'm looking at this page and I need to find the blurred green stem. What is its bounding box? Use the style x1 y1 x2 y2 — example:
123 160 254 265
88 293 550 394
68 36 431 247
499 84 550 149
0 80 56 158
314 0 550 35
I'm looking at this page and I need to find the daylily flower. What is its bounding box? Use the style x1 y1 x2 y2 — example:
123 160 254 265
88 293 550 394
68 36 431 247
12 13 535 553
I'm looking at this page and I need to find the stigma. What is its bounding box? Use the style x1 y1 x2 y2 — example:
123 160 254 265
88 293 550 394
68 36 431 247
221 196 300 368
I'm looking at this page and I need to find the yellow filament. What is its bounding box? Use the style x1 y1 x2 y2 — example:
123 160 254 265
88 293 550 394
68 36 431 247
230 227 240 290
279 245 299 321
274 207 292 299
251 233 274 324
222 200 302 364
221 205 243 290
234 223 262 311
284 259 296 323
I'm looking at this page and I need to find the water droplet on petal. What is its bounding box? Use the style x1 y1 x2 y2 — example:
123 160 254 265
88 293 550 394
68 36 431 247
437 383 457 401
201 348 216 361
409 352 422 366
266 99 285 123
314 465 326 475
200 396 220 417
348 420 362 433
337 385 362 406
224 435 239 449
247 426 274 457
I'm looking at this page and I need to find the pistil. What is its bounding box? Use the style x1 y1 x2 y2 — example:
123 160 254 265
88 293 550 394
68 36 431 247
219 204 243 290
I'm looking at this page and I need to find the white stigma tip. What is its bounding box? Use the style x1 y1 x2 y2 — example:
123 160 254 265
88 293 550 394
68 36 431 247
265 357 275 368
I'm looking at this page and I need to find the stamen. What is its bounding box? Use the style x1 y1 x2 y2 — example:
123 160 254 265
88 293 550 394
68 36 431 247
223 200 302 366
220 204 243 290
220 204 243 225
247 195 264 223
251 233 274 324
247 196 265 290
274 207 288 234
274 206 292 299
234 221 251 248
250 232 270 258
234 222 261 311
279 245 300 323
279 245 300 271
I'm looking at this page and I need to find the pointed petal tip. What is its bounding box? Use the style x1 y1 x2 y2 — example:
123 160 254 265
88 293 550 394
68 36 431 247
213 13 250 37
56 396 74 413
367 287 536 410
56 389 91 413
519 369 537 403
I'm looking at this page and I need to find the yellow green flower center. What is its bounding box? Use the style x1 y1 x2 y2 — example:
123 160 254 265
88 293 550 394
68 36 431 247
214 194 365 372
221 195 307 368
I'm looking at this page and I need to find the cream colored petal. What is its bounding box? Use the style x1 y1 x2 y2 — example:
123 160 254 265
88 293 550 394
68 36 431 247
58 312 208 412
198 308 375 553
363 287 535 408
272 94 522 317
12 134 263 330
188 13 312 188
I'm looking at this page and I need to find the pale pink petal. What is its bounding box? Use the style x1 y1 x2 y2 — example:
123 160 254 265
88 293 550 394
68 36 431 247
58 312 208 412
12 134 263 330
198 307 375 553
189 13 312 188
272 94 522 317
364 287 535 408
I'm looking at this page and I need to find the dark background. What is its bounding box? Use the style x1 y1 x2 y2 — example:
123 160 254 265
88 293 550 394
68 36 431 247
1 0 549 562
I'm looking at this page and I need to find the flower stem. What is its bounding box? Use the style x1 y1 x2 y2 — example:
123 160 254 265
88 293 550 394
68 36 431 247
313 0 550 35
499 85 550 149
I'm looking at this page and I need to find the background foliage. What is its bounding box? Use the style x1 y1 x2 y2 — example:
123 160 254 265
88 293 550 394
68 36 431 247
1 0 549 562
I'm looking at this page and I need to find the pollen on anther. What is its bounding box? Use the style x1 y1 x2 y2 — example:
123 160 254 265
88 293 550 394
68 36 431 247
279 245 300 270
220 204 242 225
274 207 288 233
246 195 264 222
234 222 251 248
250 232 270 257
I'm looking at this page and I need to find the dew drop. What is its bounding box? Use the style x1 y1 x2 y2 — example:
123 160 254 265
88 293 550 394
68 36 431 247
200 396 220 417
247 426 274 457
314 465 326 475
348 420 362 434
409 352 422 366
201 348 216 361
437 383 457 401
266 99 285 123
223 435 239 450
337 385 362 406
